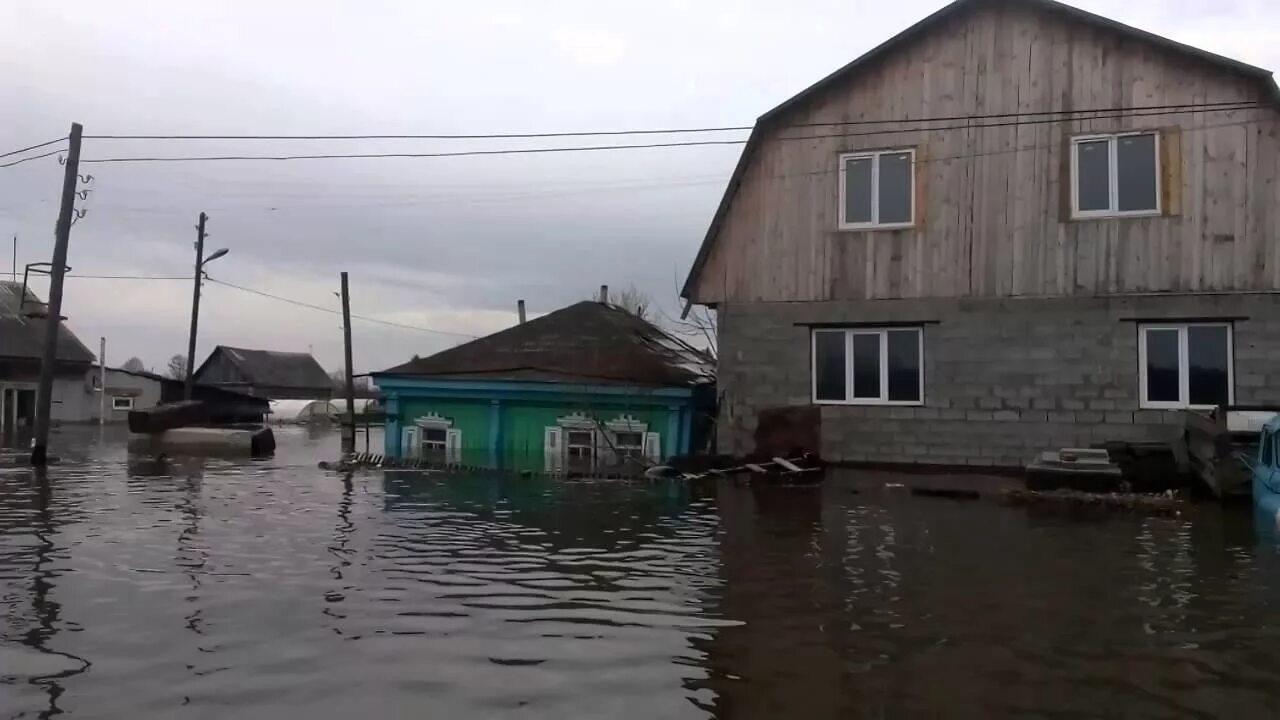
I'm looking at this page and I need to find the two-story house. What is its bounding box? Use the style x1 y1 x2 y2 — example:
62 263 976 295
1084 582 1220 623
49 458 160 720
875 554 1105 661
682 0 1280 467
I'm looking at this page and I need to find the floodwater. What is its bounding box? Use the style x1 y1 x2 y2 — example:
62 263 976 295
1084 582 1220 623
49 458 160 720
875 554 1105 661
4 427 1280 719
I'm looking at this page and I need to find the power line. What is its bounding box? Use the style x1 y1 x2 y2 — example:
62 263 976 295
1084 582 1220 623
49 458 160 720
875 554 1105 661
778 103 1260 142
205 276 477 338
78 138 749 164
0 149 65 169
73 103 1261 165
0 136 67 159
66 274 189 280
79 101 1258 141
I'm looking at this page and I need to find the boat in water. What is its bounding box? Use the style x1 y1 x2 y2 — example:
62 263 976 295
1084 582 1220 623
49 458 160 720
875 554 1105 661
1252 416 1280 530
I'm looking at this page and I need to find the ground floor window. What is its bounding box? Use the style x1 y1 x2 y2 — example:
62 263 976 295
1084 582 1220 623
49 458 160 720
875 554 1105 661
612 430 644 458
566 430 595 463
812 327 923 405
545 416 664 472
401 416 461 463
112 396 134 410
422 427 447 455
1138 323 1232 409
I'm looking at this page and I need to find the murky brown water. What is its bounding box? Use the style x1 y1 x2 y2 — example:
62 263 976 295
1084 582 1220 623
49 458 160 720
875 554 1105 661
4 426 1280 718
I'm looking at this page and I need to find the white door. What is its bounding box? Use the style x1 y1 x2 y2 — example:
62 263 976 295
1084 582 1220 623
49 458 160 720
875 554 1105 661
544 427 563 472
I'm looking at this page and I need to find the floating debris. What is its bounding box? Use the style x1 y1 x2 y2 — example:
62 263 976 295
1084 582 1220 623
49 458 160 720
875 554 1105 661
998 488 1185 516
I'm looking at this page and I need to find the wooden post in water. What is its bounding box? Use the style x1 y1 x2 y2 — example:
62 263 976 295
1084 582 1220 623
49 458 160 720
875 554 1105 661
98 336 106 426
340 272 356 456
31 122 83 467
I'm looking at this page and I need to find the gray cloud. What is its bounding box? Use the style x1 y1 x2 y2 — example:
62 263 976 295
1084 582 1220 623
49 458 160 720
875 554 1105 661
3 0 1276 373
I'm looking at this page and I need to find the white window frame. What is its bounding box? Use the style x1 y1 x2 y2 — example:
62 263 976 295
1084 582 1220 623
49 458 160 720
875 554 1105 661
1137 322 1234 410
111 396 134 410
811 327 924 406
1070 131 1162 219
420 426 448 453
838 148 916 230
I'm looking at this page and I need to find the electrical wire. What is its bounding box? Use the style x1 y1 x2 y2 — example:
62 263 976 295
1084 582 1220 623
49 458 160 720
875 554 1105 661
205 276 477 338
0 136 67 159
65 274 189 280
0 149 66 169
78 138 748 164
73 103 1261 165
80 101 1259 140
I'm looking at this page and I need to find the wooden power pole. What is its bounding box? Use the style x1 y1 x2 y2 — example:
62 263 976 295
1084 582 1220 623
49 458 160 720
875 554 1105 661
30 122 83 466
340 272 356 455
184 212 207 400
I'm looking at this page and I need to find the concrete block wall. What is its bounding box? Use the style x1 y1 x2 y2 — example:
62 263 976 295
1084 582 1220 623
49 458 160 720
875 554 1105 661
716 294 1280 467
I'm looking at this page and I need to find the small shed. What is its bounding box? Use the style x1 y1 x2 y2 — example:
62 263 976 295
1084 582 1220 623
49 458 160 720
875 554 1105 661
192 346 332 400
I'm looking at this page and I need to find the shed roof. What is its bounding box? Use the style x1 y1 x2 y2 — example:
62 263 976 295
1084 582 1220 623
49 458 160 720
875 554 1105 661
0 280 95 364
680 0 1280 300
377 301 714 387
195 346 332 391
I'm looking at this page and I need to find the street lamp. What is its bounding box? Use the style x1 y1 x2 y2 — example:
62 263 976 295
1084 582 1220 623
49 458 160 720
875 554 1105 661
183 211 229 400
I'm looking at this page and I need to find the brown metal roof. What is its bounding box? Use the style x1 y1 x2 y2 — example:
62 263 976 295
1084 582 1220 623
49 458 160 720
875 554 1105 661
377 301 714 387
0 280 95 364
680 0 1280 300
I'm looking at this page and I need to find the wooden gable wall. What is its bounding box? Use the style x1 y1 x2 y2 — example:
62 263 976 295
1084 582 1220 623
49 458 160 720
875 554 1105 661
691 0 1280 304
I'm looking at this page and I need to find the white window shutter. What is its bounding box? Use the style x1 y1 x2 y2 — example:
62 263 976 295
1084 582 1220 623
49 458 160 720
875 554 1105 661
401 426 419 459
643 432 661 463
544 427 563 472
446 428 462 464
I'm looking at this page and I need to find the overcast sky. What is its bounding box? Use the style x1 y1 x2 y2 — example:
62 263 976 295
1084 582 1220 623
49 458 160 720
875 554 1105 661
3 0 1277 375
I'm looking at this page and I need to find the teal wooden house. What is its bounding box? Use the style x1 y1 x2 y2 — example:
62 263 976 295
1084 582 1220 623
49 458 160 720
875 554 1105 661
373 301 715 472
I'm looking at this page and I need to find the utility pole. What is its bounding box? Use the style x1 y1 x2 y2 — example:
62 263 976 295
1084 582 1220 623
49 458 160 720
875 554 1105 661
99 337 106 426
184 212 207 400
340 272 356 456
30 122 83 466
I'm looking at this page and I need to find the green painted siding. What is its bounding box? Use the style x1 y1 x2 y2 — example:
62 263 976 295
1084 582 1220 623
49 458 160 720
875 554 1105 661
400 398 491 465
395 394 678 470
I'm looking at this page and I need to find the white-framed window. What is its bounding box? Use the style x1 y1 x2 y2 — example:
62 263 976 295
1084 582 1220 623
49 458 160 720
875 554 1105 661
812 327 923 405
1138 323 1233 410
612 430 644 458
404 413 461 463
111 396 134 410
838 148 915 229
566 430 595 460
1071 132 1161 218
421 427 448 454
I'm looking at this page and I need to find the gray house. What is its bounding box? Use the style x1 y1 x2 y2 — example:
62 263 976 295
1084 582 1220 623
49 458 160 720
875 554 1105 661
0 281 96 432
193 345 332 400
682 0 1280 467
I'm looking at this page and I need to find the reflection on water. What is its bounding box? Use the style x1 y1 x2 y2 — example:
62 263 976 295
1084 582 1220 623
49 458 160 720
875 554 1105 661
3 427 1280 718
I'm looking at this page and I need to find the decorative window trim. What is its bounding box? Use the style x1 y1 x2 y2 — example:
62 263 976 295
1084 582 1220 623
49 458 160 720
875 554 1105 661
811 327 925 406
1070 131 1162 219
413 412 453 429
555 412 597 430
604 414 647 433
111 396 134 410
838 148 916 230
1137 322 1234 410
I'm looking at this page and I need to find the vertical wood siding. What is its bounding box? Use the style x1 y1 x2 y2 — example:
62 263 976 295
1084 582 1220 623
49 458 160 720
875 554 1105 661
691 1 1280 304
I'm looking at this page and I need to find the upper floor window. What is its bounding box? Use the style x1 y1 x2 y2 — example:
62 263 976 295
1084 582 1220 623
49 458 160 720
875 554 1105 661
839 149 915 229
1138 323 1232 410
812 327 923 405
1072 132 1160 218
